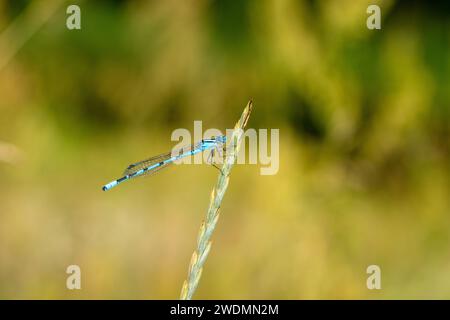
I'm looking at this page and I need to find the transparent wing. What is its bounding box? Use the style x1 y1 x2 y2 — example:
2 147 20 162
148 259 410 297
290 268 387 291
122 141 203 177
123 151 172 176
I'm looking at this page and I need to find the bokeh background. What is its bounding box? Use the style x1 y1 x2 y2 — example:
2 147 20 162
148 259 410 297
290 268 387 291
0 0 449 299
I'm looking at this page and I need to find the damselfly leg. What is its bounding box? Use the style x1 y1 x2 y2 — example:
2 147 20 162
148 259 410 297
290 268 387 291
206 143 226 175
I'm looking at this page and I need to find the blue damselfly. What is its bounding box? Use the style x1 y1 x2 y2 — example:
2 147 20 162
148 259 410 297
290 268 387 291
102 135 227 191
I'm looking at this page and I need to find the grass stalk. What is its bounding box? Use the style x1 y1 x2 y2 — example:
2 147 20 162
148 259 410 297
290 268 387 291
179 100 253 300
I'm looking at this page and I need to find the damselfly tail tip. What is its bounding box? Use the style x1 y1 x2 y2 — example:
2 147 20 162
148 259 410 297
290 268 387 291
102 179 120 191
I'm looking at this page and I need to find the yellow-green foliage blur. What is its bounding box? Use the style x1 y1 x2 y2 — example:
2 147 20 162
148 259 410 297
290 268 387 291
0 0 449 299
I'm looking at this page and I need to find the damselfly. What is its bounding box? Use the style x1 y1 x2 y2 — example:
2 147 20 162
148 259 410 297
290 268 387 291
102 135 227 191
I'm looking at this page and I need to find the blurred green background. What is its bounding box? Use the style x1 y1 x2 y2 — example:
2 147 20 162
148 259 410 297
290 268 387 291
0 0 449 299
